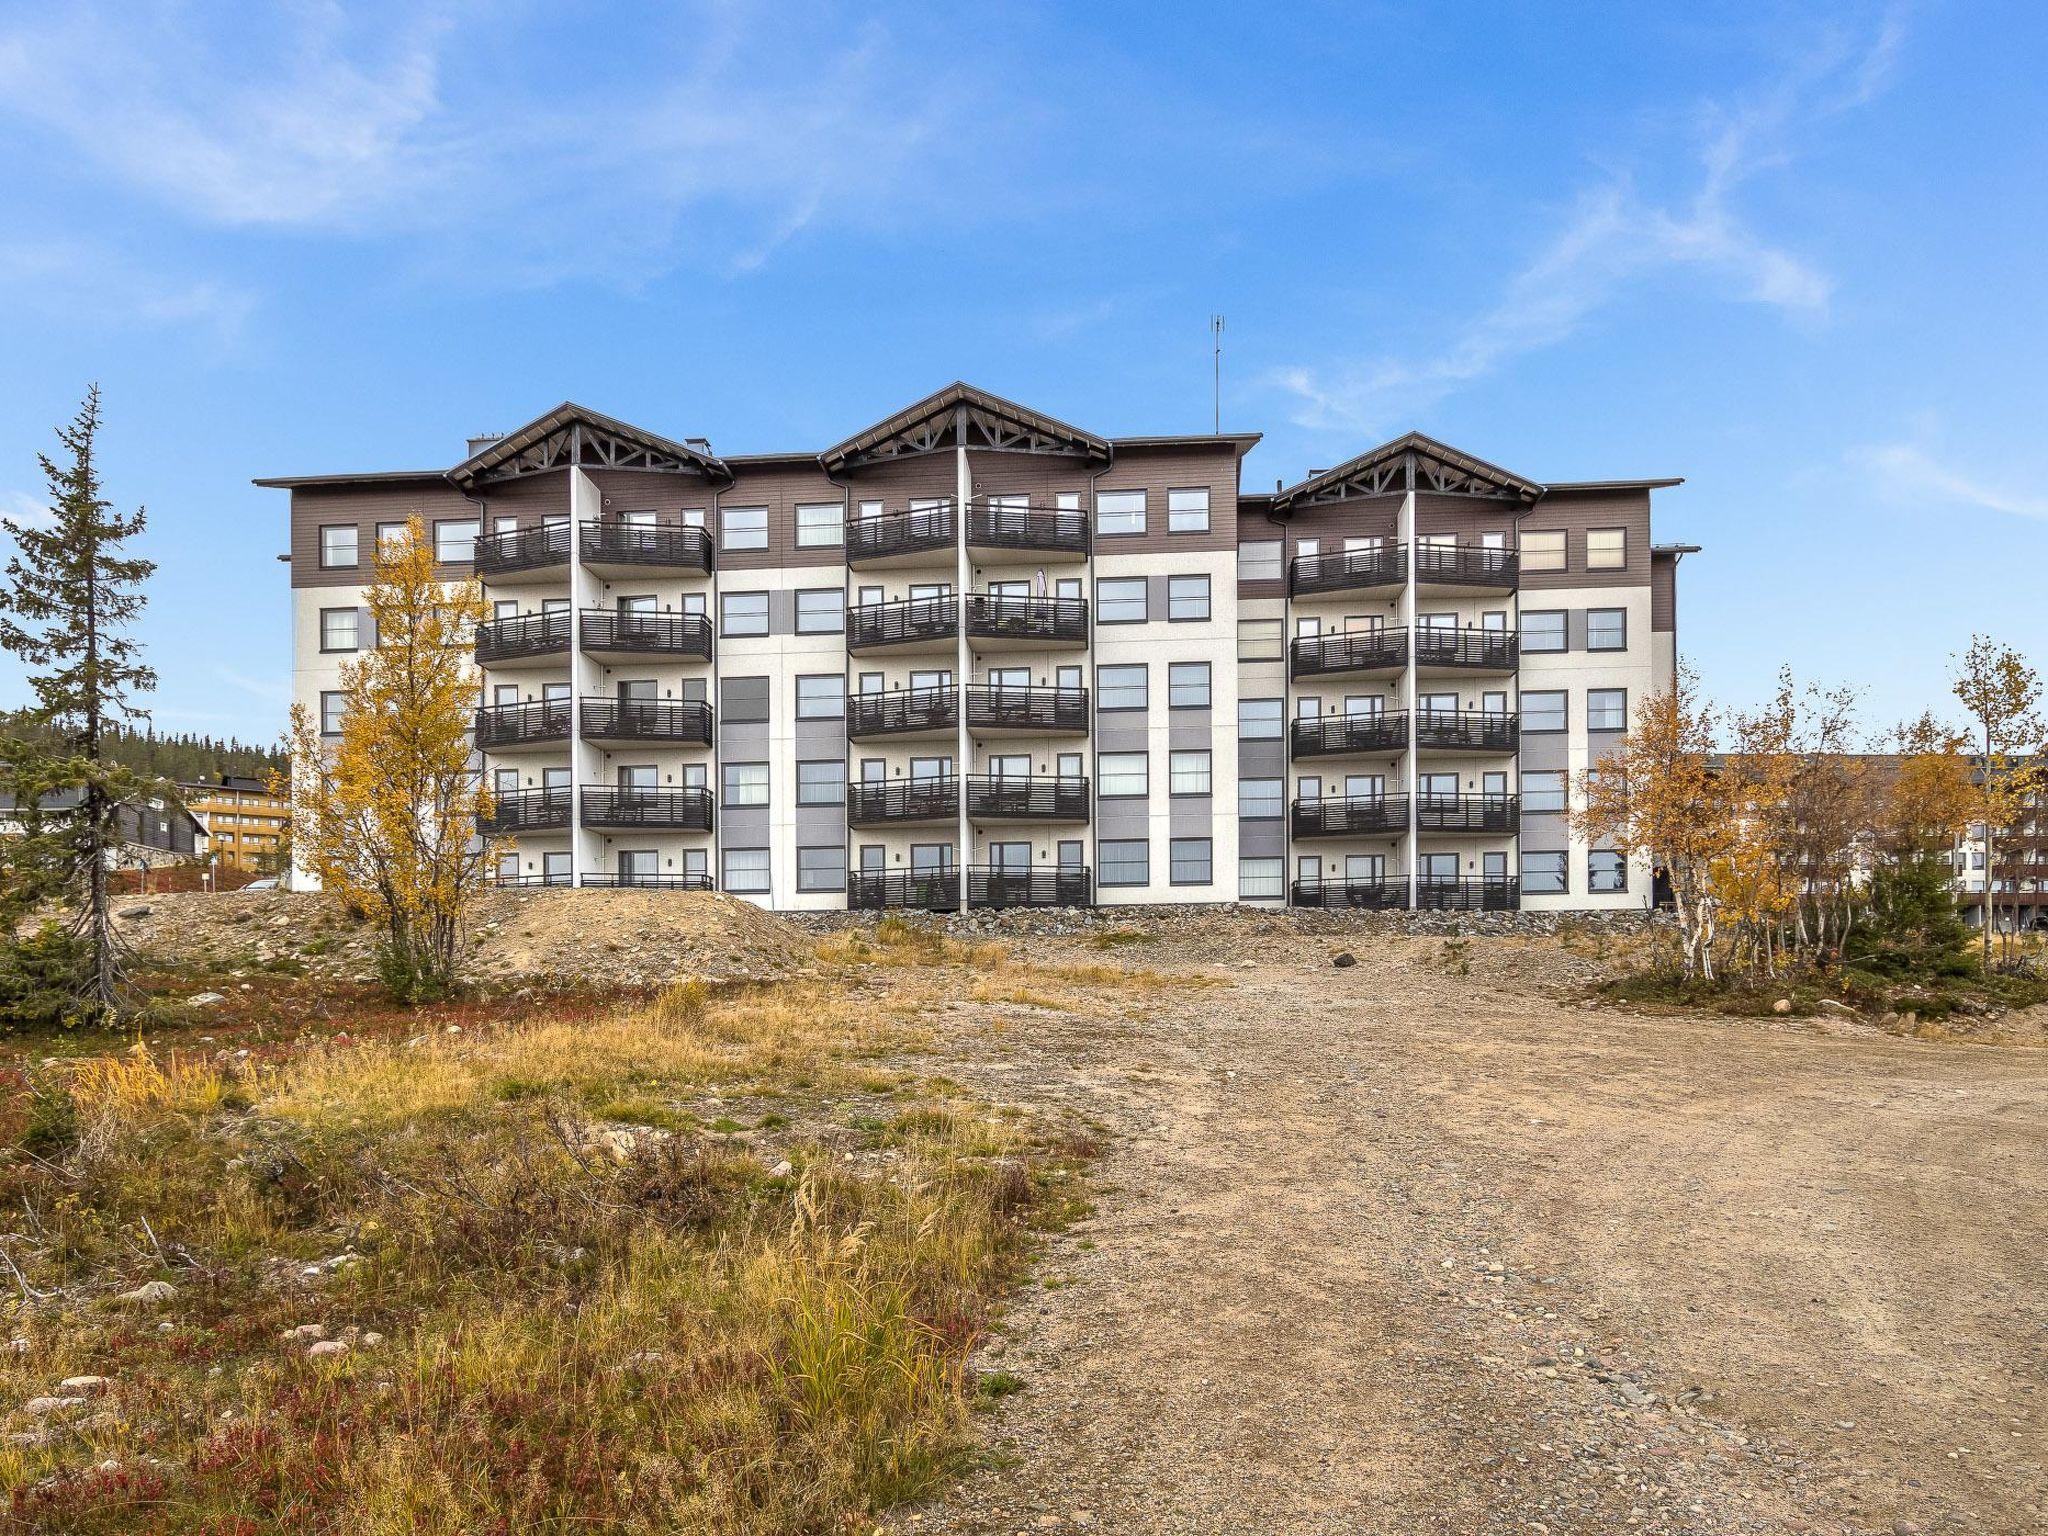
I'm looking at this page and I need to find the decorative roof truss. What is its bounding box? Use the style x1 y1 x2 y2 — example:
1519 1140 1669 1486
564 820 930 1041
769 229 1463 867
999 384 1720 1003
1274 430 1541 511
823 381 1110 470
449 403 729 488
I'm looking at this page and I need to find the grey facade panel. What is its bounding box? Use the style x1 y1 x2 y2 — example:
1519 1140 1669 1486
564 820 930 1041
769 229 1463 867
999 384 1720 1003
1168 795 1213 837
1520 810 1568 849
721 675 771 724
719 723 770 760
1167 709 1213 748
1095 720 1150 753
1238 819 1284 858
793 806 847 849
1239 740 1285 778
721 807 771 849
1520 734 1568 772
1094 796 1150 839
793 718 848 756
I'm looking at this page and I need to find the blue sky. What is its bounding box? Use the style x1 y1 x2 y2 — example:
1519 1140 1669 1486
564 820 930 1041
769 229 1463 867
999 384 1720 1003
0 0 2042 743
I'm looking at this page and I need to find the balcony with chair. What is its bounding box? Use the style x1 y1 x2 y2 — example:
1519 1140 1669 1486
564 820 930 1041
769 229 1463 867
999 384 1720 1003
1290 878 1404 910
1289 544 1406 599
579 521 713 577
846 595 958 653
965 594 1088 650
1288 626 1408 680
1413 709 1519 753
1290 709 1408 759
475 609 571 668
965 775 1089 823
478 786 570 836
578 697 715 747
848 867 961 911
472 523 570 583
846 503 955 568
474 698 572 752
966 684 1089 735
846 777 959 828
580 786 714 833
1414 792 1519 834
846 685 958 741
579 608 713 663
965 500 1090 560
1291 793 1409 839
968 865 1092 908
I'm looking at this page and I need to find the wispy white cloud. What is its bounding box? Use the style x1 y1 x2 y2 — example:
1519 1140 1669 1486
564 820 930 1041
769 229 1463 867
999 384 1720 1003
2 490 53 531
1268 9 1908 437
215 668 292 708
0 236 256 343
1851 440 2048 522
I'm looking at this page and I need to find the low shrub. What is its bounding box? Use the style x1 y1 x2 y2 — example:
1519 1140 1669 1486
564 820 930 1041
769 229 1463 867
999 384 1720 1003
0 923 91 1033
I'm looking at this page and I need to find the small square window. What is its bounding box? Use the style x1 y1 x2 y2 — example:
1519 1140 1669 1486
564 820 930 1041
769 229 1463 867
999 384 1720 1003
1587 688 1628 732
722 763 769 807
721 506 768 551
1168 661 1211 708
721 592 770 636
1522 771 1567 813
722 848 771 893
795 503 844 548
1521 530 1565 571
1097 577 1148 623
1521 610 1566 652
1169 837 1213 886
1237 778 1283 819
1167 487 1210 533
1523 691 1567 733
1098 752 1148 797
1096 490 1146 536
1522 850 1568 894
319 691 347 735
795 675 845 719
797 845 847 892
1169 750 1212 797
797 761 846 806
434 520 478 564
1587 609 1627 650
1237 540 1282 581
1238 698 1283 739
1586 528 1627 570
1167 574 1211 621
1238 857 1284 900
319 608 359 652
795 588 844 633
1589 850 1627 892
319 526 358 568
1237 618 1282 661
1098 838 1149 887
1097 664 1148 711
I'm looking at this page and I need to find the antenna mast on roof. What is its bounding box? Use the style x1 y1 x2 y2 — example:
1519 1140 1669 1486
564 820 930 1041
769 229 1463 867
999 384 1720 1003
1210 314 1225 434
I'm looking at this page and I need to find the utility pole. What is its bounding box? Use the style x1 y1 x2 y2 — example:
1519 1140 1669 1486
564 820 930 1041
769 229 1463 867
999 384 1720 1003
1210 315 1225 433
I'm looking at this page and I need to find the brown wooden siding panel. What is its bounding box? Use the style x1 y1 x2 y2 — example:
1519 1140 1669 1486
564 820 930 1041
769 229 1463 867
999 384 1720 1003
1518 487 1652 591
1279 493 1402 559
1651 550 1677 632
288 479 477 588
1412 492 1519 544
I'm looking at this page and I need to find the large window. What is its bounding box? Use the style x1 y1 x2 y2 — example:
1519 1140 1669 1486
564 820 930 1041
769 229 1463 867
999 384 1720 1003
1097 577 1148 623
1587 608 1627 651
797 846 847 892
1238 777 1283 819
1170 837 1213 886
721 591 769 636
1521 610 1566 652
1169 750 1212 796
1096 489 1146 536
722 763 769 807
795 674 845 719
319 526 358 569
1239 857 1284 900
795 503 844 548
319 691 347 736
797 760 845 805
1238 540 1282 581
795 588 844 633
1522 850 1568 895
1097 664 1147 711
434 520 479 563
1168 661 1211 709
1098 838 1150 887
1587 687 1629 731
1167 574 1211 621
1523 690 1567 733
721 505 768 551
1239 697 1284 739
1098 752 1148 797
722 848 770 893
1522 770 1567 814
1521 530 1565 571
1586 527 1627 570
1237 617 1282 661
1589 849 1627 892
1167 487 1210 533
319 608 359 652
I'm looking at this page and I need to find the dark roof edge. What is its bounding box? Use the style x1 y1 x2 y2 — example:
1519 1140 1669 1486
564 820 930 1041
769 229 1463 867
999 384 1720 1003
252 471 450 489
1109 432 1263 455
1652 542 1704 557
1545 477 1686 492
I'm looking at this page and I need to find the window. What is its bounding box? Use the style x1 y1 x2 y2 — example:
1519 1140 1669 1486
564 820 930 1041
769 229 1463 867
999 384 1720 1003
1238 540 1282 581
434 520 479 563
797 761 846 806
1097 577 1148 623
1237 618 1282 661
1097 664 1148 711
1098 752 1148 798
1521 610 1566 652
1098 839 1150 887
1170 837 1213 886
319 608 359 652
1587 688 1629 731
1587 608 1627 650
797 846 847 892
722 763 769 807
1169 750 1212 796
1168 661 1211 709
1586 527 1627 570
1167 487 1210 533
1097 489 1146 536
722 848 771 894
319 691 346 736
1523 771 1567 814
376 521 408 554
1521 530 1565 571
1239 697 1283 739
1523 690 1567 733
795 588 845 633
1238 777 1283 819
319 526 358 568
721 505 768 551
721 591 769 636
1167 574 1211 621
1239 857 1284 899
1522 850 1568 895
796 674 845 719
1589 850 1627 892
795 503 843 548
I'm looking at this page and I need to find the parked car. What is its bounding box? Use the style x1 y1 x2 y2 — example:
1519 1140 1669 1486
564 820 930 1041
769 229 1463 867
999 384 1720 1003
240 877 280 892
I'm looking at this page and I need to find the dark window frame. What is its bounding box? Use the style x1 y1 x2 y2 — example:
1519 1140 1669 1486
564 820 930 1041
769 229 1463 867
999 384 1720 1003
1096 750 1149 799
1095 576 1149 624
720 591 771 637
1169 836 1214 887
318 607 359 654
1520 609 1567 653
1167 573 1211 622
318 524 359 570
1586 608 1628 651
1097 837 1150 887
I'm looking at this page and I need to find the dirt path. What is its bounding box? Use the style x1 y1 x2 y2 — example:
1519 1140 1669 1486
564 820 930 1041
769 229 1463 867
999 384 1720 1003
892 937 2048 1536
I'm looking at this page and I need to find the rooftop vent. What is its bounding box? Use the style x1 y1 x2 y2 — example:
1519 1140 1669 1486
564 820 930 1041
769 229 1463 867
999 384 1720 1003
465 433 505 457
684 436 713 453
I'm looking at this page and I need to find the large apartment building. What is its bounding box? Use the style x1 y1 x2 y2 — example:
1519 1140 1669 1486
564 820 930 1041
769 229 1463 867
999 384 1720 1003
265 385 1696 913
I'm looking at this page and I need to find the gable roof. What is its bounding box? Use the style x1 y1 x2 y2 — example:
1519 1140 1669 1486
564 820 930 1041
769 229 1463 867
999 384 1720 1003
822 381 1111 471
447 402 730 488
1271 431 1543 511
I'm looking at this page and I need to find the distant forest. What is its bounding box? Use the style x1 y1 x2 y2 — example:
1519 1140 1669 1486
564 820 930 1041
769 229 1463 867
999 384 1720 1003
0 710 285 785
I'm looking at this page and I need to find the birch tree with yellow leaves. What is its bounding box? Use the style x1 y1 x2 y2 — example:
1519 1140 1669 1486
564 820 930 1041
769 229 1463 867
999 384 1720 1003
279 517 492 999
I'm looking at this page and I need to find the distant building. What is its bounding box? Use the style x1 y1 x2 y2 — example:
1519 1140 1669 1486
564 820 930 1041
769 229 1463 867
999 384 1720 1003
181 774 290 873
0 787 203 869
1952 760 2046 931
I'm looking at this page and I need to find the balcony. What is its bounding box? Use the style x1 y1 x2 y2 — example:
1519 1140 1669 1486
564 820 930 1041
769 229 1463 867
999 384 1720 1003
579 871 716 892
579 697 714 747
966 775 1089 823
475 609 570 667
1415 877 1519 911
966 684 1089 735
580 521 713 577
472 523 570 582
1289 627 1408 680
580 786 714 833
965 501 1089 560
848 868 962 912
1414 542 1517 591
1415 793 1519 835
1292 793 1409 839
579 608 713 662
478 787 569 836
846 777 959 828
1413 628 1518 675
966 594 1088 650
846 595 958 653
1291 710 1408 759
847 686 958 741
491 871 573 888
1290 544 1406 598
1291 878 1403 910
846 503 955 568
847 865 1093 911
474 698 571 752
1414 709 1518 753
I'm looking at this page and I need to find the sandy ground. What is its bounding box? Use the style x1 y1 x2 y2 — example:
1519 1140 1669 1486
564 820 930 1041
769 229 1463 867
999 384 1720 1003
889 934 2048 1536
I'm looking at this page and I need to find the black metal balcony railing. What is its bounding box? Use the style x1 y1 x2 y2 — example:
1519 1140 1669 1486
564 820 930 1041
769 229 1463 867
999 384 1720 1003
491 870 573 888
1413 628 1519 672
1290 544 1406 596
966 501 1090 556
578 608 714 661
1288 627 1408 679
474 698 572 750
478 787 570 836
475 609 571 664
1291 794 1410 839
847 595 958 650
846 686 959 739
1415 793 1519 834
580 787 714 832
968 865 1093 908
965 775 1090 822
1413 709 1519 753
848 868 961 912
579 697 715 745
472 523 570 577
966 684 1090 733
846 504 955 564
966 594 1089 645
1415 877 1520 911
846 778 960 827
1290 710 1408 758
580 522 714 573
1413 543 1518 587
1291 879 1403 910
580 871 716 892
